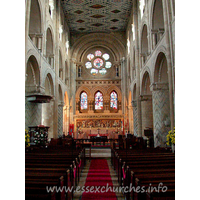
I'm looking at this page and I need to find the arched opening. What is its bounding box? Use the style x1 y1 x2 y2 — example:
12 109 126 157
110 91 118 113
152 52 171 147
80 91 88 111
25 55 41 129
59 50 63 79
141 71 151 95
25 55 40 93
152 0 165 47
29 0 42 50
141 72 153 137
95 91 103 112
141 24 149 65
154 52 168 83
42 73 54 138
46 28 54 68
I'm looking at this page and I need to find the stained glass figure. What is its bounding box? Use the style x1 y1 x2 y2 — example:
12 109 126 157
85 62 92 69
99 68 107 75
87 54 94 61
95 50 102 57
110 91 118 109
95 91 103 110
102 53 110 60
105 61 112 68
94 58 104 68
80 92 88 109
91 68 98 75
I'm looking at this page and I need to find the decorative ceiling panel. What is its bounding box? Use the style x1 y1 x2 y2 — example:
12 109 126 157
61 0 133 33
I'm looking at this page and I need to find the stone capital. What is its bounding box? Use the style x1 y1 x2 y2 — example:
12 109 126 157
131 100 137 107
150 82 169 91
140 95 152 101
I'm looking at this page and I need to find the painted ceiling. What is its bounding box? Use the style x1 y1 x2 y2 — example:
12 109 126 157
61 0 133 33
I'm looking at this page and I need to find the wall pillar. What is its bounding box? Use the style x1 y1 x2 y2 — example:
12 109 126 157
140 95 153 136
150 83 170 147
58 102 64 136
131 100 138 136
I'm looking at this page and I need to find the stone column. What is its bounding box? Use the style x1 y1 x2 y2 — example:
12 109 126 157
151 30 157 49
131 100 138 136
150 83 170 147
140 95 153 136
128 105 134 134
133 6 142 137
158 28 164 41
36 33 43 50
162 0 175 129
58 102 64 136
49 54 54 68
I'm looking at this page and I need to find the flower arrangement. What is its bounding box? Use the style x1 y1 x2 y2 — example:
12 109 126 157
25 129 30 147
166 127 175 146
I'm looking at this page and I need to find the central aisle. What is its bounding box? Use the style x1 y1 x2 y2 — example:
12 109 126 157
81 159 117 200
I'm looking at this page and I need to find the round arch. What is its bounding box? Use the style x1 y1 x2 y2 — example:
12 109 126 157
44 73 54 96
141 71 152 95
154 52 168 83
71 33 126 62
25 55 40 93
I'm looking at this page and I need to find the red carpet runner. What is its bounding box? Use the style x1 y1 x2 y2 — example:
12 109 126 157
81 159 117 200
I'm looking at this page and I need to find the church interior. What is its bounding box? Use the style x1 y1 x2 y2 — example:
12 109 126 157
25 0 176 199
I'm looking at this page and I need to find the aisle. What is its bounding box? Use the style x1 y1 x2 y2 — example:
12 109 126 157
81 159 117 200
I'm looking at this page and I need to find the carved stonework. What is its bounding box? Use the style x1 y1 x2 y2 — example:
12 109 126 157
131 100 137 107
76 119 122 129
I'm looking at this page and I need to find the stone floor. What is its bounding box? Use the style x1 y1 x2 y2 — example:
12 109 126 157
73 148 125 200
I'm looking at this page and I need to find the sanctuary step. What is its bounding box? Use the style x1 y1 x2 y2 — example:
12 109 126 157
85 148 111 158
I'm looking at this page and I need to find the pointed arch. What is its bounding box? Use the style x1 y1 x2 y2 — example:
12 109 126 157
110 91 118 109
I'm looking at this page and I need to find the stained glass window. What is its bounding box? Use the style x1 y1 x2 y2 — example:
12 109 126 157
95 50 102 57
87 54 94 61
85 50 112 76
94 58 104 68
105 61 112 68
110 91 118 109
99 68 107 75
102 53 110 60
95 91 103 110
91 68 98 75
85 62 92 69
80 92 87 110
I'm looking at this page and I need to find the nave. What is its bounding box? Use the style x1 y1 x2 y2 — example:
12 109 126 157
25 136 175 200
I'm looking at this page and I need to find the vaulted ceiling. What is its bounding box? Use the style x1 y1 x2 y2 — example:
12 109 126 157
61 0 133 33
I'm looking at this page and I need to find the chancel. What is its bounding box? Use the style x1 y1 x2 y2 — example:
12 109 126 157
25 0 175 199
